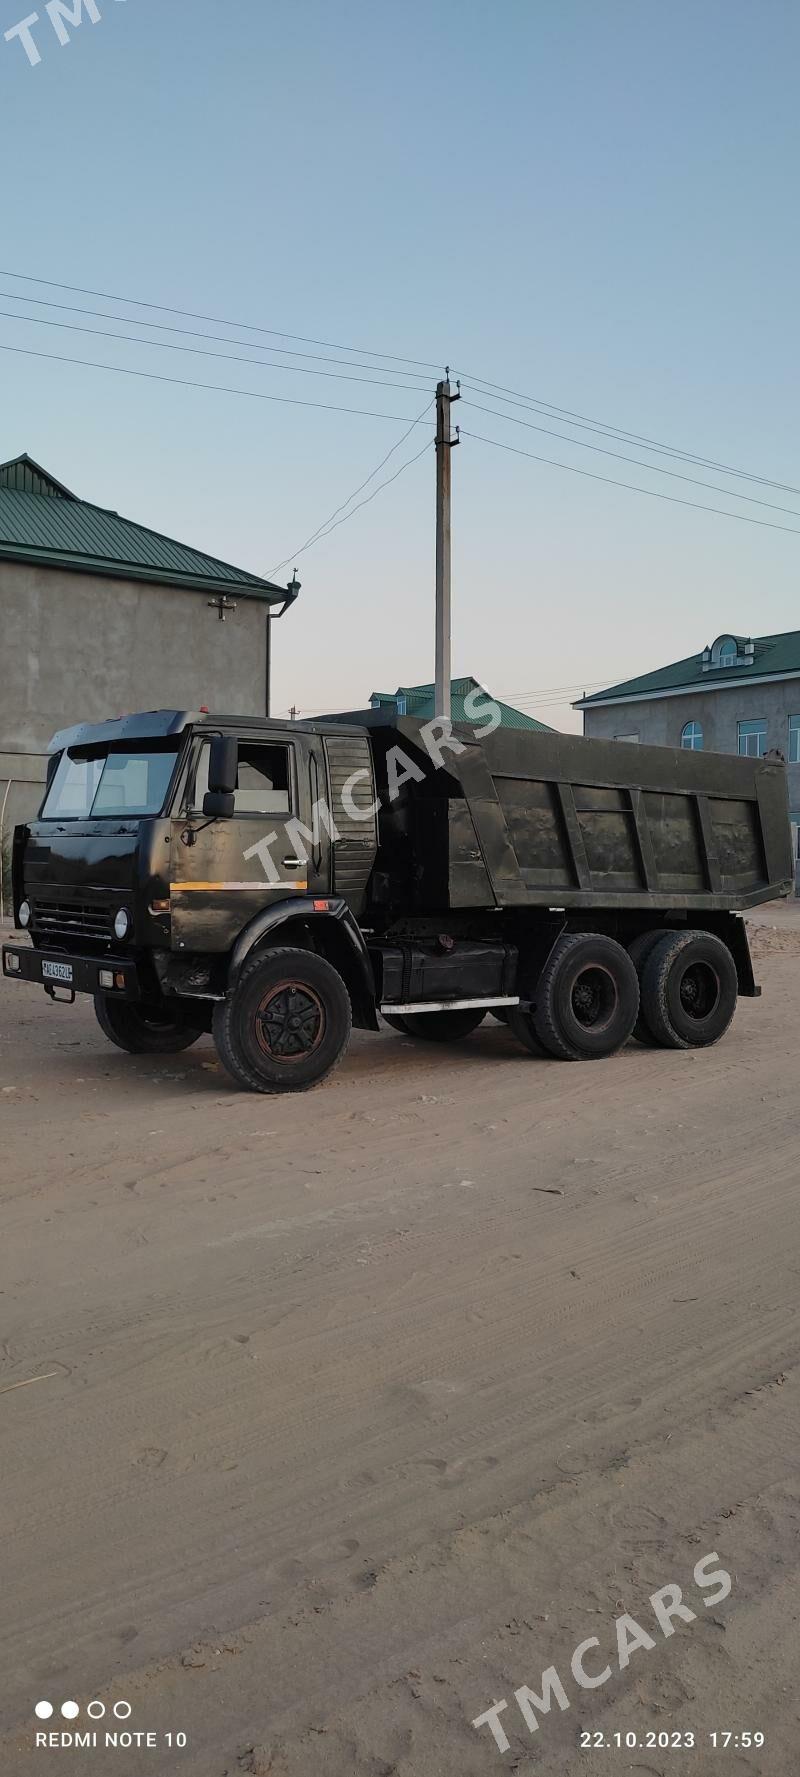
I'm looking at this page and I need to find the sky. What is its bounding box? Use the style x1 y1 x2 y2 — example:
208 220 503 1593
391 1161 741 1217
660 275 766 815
1 0 799 732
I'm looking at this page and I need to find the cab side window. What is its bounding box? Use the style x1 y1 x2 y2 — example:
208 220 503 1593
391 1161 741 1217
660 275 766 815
236 744 291 815
191 741 292 816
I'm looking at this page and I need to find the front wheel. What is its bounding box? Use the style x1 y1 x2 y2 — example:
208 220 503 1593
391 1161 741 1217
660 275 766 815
213 946 352 1093
94 995 206 1054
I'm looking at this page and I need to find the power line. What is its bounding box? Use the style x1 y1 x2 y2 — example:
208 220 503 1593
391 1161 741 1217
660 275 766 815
461 399 800 519
0 308 432 398
497 677 615 695
283 675 617 711
6 337 795 550
0 268 443 374
0 289 434 386
497 679 616 703
268 399 434 574
282 438 432 564
461 429 800 539
18 295 789 518
509 693 612 711
0 340 432 426
4 266 795 501
459 376 800 498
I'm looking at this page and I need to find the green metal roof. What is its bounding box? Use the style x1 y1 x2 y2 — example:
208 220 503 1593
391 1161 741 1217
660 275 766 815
370 677 554 732
0 452 77 497
0 455 288 602
576 630 800 707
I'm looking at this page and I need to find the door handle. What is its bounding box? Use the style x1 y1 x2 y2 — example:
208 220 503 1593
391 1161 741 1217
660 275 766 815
282 856 303 868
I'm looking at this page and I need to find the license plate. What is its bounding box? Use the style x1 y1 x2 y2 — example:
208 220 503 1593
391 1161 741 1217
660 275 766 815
42 961 73 984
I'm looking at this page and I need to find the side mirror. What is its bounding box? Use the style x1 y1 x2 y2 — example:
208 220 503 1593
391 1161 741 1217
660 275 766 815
208 735 238 794
203 789 235 819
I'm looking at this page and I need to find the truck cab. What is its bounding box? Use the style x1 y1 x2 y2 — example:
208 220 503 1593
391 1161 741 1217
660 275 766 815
3 710 382 1087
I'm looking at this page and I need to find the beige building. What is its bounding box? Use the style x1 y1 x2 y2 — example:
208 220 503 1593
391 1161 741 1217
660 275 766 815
0 454 298 899
576 628 800 884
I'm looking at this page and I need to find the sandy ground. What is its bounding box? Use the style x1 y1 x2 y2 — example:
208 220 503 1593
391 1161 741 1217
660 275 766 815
1 911 800 1777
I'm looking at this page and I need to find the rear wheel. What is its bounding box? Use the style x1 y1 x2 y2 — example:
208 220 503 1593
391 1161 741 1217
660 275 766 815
525 932 640 1061
627 929 667 1045
94 995 206 1054
213 946 352 1093
507 1006 550 1056
389 1008 486 1041
639 930 737 1049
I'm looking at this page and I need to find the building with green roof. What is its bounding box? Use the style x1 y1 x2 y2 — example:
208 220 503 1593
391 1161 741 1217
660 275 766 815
575 629 800 877
0 454 298 896
369 677 555 733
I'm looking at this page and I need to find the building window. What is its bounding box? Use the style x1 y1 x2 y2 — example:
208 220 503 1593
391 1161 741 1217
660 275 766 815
789 717 800 764
395 695 407 715
681 720 703 750
718 638 738 666
738 719 767 758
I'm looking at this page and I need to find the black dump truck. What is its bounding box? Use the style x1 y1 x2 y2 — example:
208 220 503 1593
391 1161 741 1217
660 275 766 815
2 706 793 1092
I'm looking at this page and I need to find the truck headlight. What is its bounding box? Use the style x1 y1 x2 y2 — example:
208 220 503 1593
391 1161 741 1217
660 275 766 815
114 908 131 942
18 900 31 929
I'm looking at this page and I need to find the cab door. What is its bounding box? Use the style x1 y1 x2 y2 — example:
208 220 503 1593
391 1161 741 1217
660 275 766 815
170 729 321 953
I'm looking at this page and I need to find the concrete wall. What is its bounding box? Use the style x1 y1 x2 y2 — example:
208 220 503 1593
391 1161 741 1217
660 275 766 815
581 677 800 887
0 558 271 897
0 752 47 915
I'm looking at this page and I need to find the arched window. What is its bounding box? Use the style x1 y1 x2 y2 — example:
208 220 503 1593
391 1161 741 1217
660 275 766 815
681 720 703 750
718 638 737 665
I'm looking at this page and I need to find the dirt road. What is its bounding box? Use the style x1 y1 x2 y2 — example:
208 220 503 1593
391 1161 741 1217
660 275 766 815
2 914 799 1776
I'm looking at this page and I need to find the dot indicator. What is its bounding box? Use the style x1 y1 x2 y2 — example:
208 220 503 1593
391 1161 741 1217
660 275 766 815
87 1701 106 1720
113 1700 132 1719
61 1702 79 1720
35 1702 53 1721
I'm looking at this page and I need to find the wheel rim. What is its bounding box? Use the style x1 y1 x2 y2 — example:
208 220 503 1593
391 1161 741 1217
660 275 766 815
570 963 618 1032
254 980 325 1062
677 960 720 1022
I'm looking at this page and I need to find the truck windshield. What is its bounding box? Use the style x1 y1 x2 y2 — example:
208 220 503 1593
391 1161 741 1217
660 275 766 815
41 743 180 820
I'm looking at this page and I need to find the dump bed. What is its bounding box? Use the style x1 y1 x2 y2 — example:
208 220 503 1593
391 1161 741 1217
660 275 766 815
360 718 794 914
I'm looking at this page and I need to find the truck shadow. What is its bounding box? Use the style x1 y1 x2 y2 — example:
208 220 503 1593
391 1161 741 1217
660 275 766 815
46 1018 663 1106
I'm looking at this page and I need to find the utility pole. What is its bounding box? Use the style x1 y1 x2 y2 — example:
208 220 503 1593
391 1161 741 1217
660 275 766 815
434 371 459 719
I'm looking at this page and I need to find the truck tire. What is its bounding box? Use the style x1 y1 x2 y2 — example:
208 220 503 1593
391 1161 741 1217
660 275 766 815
94 995 206 1054
639 930 738 1049
627 928 667 1045
212 946 352 1093
507 1006 550 1056
382 1014 413 1035
529 932 640 1061
392 1008 486 1041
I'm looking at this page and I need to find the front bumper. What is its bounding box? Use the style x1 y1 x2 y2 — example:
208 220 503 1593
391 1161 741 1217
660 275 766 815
2 944 142 1000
